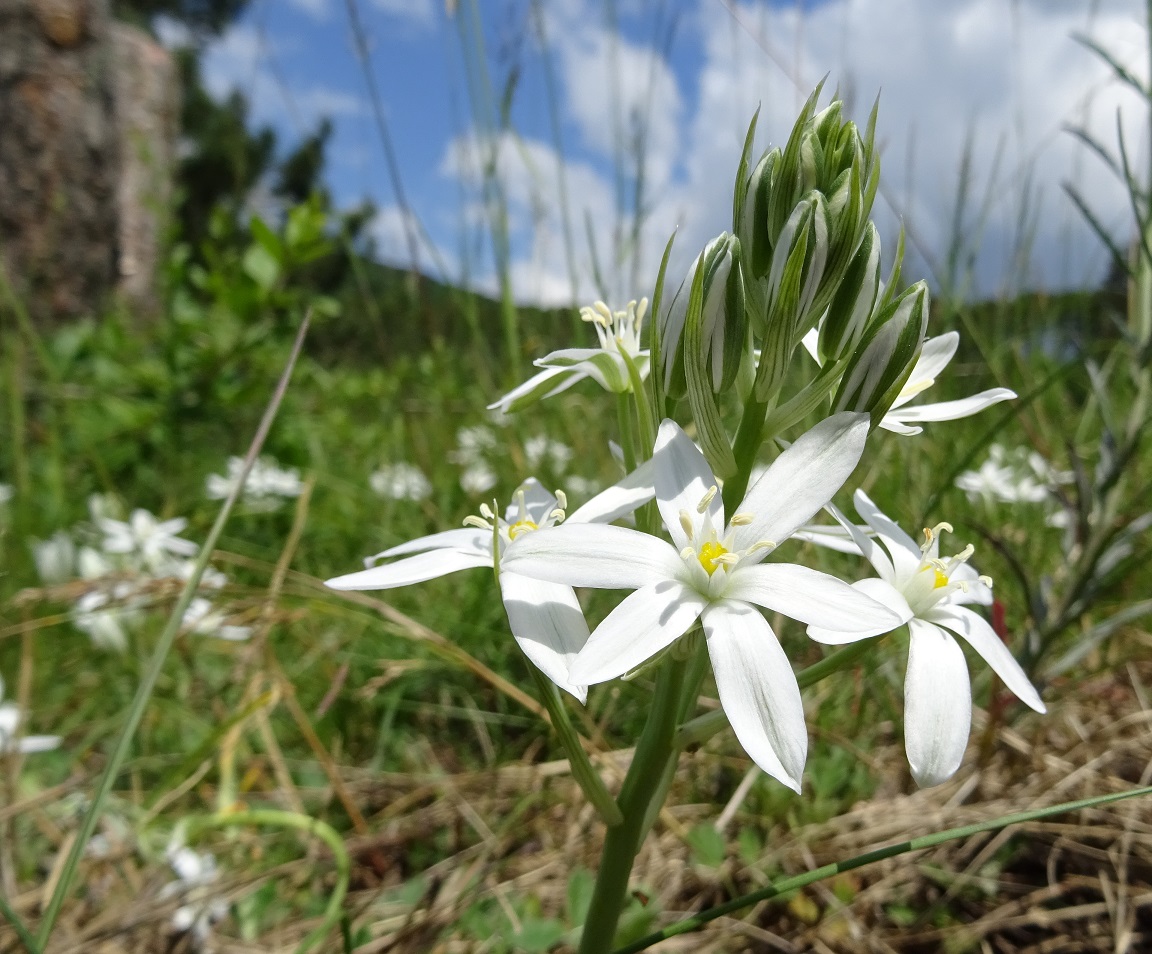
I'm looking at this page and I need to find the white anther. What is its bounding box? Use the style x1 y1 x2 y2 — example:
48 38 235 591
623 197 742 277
679 510 695 540
729 512 754 526
697 485 719 513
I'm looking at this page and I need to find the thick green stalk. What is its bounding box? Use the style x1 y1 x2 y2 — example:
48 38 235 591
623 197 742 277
616 392 638 473
577 657 689 954
722 396 771 514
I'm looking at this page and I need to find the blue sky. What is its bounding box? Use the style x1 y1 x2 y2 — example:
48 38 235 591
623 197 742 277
167 0 1150 307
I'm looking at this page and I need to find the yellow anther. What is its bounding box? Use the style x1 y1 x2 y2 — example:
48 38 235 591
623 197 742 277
697 485 719 513
698 541 729 576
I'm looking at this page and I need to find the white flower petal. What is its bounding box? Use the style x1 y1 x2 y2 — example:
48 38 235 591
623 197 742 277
373 528 491 561
568 580 706 684
702 601 806 792
807 577 915 644
929 604 1045 712
888 332 959 411
487 366 581 412
905 619 972 787
326 549 492 590
888 389 1017 425
877 417 923 436
500 573 589 703
825 500 895 581
502 523 682 590
505 478 558 524
15 734 61 754
725 563 904 634
567 456 656 525
852 490 924 583
734 413 869 552
652 420 723 550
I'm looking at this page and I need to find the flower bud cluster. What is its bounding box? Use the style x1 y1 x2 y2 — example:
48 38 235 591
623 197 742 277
658 85 930 443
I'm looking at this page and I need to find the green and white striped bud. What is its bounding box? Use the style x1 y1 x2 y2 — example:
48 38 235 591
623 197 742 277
833 280 929 426
658 232 746 399
752 193 829 401
818 222 881 362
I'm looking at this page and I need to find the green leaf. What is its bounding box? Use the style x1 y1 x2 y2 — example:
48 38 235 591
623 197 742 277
514 917 567 952
243 243 281 292
686 823 727 868
249 215 283 261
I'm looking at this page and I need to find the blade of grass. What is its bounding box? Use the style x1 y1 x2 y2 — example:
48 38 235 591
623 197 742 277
33 311 312 947
612 784 1152 952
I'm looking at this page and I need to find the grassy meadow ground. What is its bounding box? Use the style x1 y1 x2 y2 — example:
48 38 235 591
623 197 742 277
1 270 1150 952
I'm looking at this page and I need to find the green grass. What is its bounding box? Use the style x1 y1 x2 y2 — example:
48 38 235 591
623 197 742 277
1 261 1149 951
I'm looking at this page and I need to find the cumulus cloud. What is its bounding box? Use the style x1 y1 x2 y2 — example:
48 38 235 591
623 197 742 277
200 25 367 130
668 0 1149 298
439 131 623 305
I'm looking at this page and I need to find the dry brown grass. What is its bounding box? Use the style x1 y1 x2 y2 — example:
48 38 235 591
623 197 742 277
3 654 1151 954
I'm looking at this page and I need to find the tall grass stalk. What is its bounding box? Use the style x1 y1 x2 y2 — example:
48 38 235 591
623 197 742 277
32 312 312 948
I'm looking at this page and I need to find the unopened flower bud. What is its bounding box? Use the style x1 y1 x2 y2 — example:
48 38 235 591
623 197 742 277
819 222 881 362
833 281 929 425
659 233 746 399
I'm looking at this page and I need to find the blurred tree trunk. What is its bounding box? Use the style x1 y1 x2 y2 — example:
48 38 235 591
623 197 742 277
0 0 176 326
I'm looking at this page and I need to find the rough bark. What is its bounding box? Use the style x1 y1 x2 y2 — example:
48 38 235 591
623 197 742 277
0 0 177 326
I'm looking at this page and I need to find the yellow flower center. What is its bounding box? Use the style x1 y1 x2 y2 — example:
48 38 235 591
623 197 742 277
698 540 729 576
508 519 538 539
933 568 949 588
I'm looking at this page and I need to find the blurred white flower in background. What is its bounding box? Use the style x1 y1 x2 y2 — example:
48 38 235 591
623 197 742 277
0 672 61 755
0 483 12 506
451 425 498 465
370 462 432 501
162 842 230 950
100 509 198 573
460 462 498 495
181 598 252 642
955 444 1072 507
524 435 573 472
206 456 303 511
32 530 77 585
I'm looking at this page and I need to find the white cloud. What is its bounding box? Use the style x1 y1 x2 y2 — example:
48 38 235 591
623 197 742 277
667 0 1149 298
388 0 1151 308
545 9 684 191
201 25 366 130
370 0 436 29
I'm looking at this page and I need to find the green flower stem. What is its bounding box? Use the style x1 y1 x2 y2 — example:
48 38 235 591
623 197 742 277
577 657 690 954
722 395 771 515
675 639 879 751
193 808 349 954
613 784 1152 953
616 392 638 474
528 665 623 827
33 314 312 948
620 349 656 459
